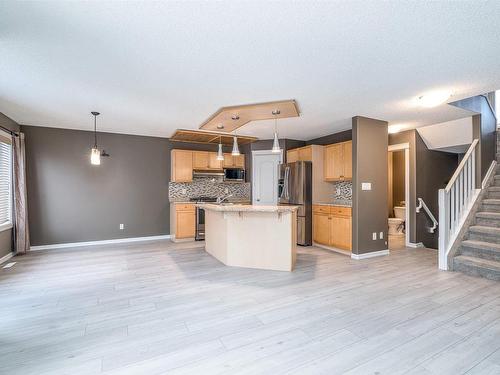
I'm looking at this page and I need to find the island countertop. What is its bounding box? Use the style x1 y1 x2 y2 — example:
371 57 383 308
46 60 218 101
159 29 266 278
197 203 299 213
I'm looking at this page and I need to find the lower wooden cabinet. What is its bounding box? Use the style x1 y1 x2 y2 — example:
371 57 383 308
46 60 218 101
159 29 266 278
312 205 352 251
175 203 196 239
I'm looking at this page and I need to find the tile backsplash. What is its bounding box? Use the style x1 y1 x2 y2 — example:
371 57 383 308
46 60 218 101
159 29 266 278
332 181 352 201
169 178 251 201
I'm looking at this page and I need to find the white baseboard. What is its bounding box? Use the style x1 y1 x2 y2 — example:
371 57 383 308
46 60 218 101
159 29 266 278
30 234 172 251
0 252 14 265
482 160 497 189
351 249 390 260
407 242 425 248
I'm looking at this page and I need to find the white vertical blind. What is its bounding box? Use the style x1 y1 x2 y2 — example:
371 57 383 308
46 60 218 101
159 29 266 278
0 138 12 228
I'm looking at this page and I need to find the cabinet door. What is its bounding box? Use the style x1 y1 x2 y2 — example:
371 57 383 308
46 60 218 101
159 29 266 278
298 146 312 161
331 216 352 250
343 141 352 180
193 152 209 169
176 211 196 239
313 213 331 245
324 144 344 181
223 153 234 168
208 152 222 169
233 154 245 168
287 149 299 163
172 150 193 182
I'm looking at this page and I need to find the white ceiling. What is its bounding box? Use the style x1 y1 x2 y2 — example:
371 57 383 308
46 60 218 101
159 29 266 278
1 1 499 140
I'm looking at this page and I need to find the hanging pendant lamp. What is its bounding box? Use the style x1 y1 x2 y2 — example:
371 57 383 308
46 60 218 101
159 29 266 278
90 111 101 165
231 134 240 156
271 109 281 153
217 136 224 161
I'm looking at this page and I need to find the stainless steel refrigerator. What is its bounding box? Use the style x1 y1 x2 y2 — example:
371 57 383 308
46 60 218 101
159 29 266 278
278 161 312 246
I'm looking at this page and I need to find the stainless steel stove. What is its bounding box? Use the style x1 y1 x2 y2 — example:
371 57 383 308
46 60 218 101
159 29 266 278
190 197 217 241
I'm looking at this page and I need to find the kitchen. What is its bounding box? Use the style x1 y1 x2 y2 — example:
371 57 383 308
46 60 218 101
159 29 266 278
168 120 353 271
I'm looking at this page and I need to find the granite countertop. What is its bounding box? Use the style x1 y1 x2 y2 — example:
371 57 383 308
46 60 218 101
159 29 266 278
170 199 251 204
198 203 299 213
313 200 352 207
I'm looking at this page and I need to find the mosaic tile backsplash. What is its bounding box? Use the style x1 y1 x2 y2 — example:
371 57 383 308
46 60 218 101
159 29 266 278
332 181 352 201
169 178 251 202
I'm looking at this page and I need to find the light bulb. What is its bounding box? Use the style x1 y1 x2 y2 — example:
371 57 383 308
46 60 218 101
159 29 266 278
90 147 101 165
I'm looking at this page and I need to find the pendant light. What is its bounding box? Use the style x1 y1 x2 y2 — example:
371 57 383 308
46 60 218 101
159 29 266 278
216 136 224 161
231 133 240 156
271 109 281 153
90 111 101 165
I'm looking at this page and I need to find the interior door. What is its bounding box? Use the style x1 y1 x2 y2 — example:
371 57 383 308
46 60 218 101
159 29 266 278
252 152 282 205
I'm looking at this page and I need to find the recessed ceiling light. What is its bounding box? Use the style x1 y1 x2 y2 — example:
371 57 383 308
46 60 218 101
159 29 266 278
231 115 240 120
217 124 224 129
417 90 452 108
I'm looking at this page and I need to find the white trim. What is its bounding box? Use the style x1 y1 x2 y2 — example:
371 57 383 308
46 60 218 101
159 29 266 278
0 251 14 265
0 129 12 139
407 242 424 248
0 223 13 233
388 143 409 152
313 242 351 256
351 249 390 260
29 234 172 251
482 160 497 189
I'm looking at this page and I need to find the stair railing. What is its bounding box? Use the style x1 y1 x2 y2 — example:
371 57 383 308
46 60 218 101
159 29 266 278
416 198 438 233
438 138 480 270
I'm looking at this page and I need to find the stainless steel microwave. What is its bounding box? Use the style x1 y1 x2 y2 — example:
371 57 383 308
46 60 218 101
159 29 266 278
223 168 245 182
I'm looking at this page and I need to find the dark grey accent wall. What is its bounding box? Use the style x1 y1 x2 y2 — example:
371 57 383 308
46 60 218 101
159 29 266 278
415 132 459 249
306 129 352 146
449 95 497 181
0 113 20 258
352 116 388 255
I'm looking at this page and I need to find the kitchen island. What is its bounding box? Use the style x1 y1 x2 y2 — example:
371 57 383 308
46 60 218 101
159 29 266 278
199 204 298 271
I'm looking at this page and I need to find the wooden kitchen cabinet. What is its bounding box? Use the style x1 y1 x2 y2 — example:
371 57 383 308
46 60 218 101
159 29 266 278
312 204 352 251
324 141 352 181
175 203 196 239
286 145 312 163
171 149 193 182
193 151 209 169
223 153 245 168
208 152 222 169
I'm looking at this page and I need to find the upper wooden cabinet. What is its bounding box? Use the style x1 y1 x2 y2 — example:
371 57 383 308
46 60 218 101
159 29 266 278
223 153 245 168
171 150 193 182
192 151 222 170
171 149 244 182
324 141 352 181
286 145 312 163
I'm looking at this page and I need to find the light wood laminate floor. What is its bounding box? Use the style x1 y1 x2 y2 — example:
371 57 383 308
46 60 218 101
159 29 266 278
1 241 499 375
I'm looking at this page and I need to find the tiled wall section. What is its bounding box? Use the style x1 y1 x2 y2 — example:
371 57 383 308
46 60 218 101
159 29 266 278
169 178 251 201
332 181 352 201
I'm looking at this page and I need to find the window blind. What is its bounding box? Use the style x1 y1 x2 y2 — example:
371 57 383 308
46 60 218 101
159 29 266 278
0 139 12 227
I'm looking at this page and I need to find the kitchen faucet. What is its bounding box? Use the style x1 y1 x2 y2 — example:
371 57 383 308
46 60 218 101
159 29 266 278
216 194 233 204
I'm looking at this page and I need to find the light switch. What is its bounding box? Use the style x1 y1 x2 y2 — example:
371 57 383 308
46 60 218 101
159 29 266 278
372 232 377 240
361 182 372 191
379 232 384 239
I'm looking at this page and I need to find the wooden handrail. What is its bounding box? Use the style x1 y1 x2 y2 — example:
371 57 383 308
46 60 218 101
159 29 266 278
445 139 478 193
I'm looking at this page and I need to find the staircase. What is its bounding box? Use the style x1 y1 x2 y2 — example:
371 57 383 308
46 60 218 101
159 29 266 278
452 131 500 281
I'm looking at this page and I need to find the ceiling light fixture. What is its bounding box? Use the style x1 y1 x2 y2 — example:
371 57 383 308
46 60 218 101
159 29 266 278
217 124 224 129
231 133 240 156
417 90 451 108
271 109 281 153
90 111 101 165
217 136 224 161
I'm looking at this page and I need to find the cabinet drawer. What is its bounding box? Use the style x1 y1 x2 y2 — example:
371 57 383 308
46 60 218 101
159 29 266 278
330 206 351 217
313 205 331 214
175 203 196 212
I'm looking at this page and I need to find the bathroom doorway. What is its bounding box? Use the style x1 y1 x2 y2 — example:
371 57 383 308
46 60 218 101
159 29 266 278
388 143 410 249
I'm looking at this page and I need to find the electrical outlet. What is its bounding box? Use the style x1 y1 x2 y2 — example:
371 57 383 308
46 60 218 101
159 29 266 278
181 188 187 195
225 187 229 194
372 232 377 240
379 232 384 239
119 224 124 230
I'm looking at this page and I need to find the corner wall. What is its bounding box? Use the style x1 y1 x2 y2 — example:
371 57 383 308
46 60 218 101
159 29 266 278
352 116 388 255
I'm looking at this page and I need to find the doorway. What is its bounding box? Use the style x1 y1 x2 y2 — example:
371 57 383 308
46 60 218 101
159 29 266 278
252 150 283 205
388 143 410 249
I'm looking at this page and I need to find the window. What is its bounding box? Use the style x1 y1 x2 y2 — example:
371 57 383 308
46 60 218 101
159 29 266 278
0 133 12 232
496 90 500 125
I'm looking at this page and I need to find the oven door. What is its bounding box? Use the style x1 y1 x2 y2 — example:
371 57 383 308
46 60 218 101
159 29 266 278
195 206 205 241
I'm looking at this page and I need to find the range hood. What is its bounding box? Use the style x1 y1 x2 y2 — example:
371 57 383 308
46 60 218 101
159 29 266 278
192 169 224 179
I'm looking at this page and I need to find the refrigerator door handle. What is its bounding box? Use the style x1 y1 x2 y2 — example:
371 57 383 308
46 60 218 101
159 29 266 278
284 166 290 200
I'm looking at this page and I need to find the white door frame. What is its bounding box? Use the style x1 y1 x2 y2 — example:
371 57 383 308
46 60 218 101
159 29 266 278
251 150 283 205
388 143 410 247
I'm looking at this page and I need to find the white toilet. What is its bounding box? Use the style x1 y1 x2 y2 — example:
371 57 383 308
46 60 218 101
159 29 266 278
388 205 406 237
